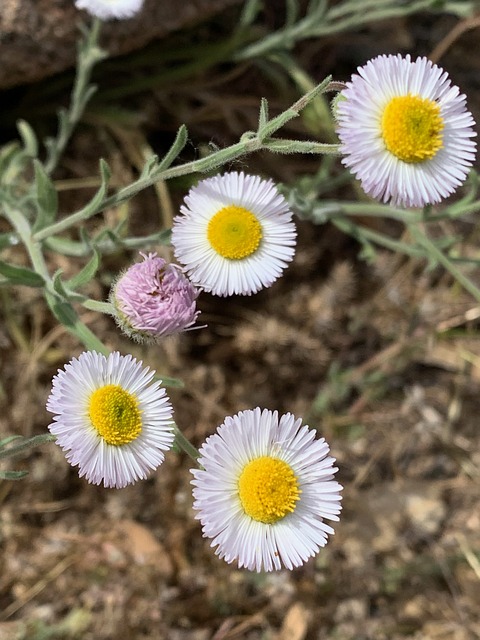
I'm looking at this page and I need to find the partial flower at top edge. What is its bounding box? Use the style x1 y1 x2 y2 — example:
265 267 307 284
74 0 145 20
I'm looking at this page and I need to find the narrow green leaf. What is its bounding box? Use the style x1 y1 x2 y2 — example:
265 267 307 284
44 235 90 257
140 155 160 179
441 1 477 17
0 142 21 177
17 119 38 157
45 228 173 257
0 260 44 287
32 159 59 231
61 157 111 223
78 84 98 112
238 0 262 26
45 290 109 353
45 290 78 327
124 228 172 248
258 75 332 140
156 125 189 172
95 228 118 248
0 433 57 460
99 158 111 185
0 141 30 184
52 269 70 298
56 108 69 142
307 0 328 16
81 299 113 314
0 435 23 448
0 469 29 480
79 226 93 248
285 0 299 26
66 248 100 290
159 376 185 389
264 138 341 155
257 98 269 132
44 157 111 232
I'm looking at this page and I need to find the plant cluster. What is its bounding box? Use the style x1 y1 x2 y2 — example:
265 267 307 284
0 0 478 573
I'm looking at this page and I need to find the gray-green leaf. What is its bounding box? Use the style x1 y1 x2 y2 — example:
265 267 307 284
0 260 45 287
32 159 59 231
66 248 100 290
0 469 29 480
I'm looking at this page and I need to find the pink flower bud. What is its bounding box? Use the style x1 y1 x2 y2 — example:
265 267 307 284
110 253 201 342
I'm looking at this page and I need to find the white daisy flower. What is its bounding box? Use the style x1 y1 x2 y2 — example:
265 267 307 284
336 54 477 208
171 172 297 296
47 351 174 488
191 408 343 572
75 0 144 20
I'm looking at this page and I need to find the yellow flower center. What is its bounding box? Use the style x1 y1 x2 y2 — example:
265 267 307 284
238 456 301 524
207 205 263 260
88 384 142 446
381 94 444 163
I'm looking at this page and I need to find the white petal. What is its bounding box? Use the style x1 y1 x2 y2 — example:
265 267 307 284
75 0 144 20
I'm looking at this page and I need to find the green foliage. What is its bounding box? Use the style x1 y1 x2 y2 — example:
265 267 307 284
32 160 58 230
0 260 45 287
234 0 476 61
0 0 480 473
0 434 57 479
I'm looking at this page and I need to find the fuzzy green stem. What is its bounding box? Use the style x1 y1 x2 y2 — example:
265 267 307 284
299 200 423 227
34 138 259 241
173 424 200 462
424 200 480 221
270 52 339 143
81 299 114 314
45 290 109 353
3 202 111 353
34 81 335 242
410 225 480 302
3 203 51 281
234 0 434 61
44 17 106 175
331 217 425 258
44 229 171 258
0 433 57 461
330 202 423 224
